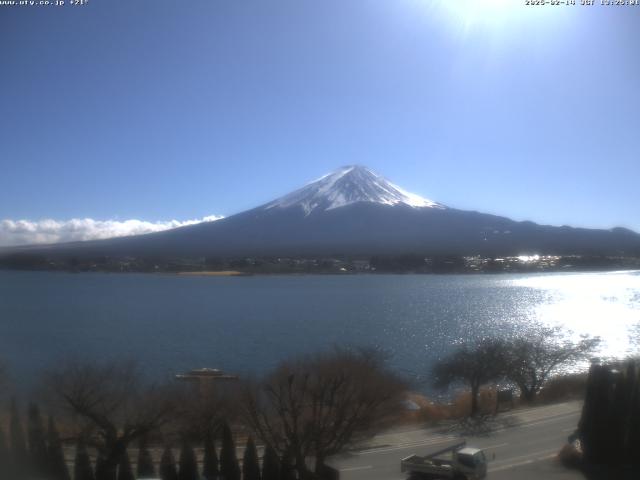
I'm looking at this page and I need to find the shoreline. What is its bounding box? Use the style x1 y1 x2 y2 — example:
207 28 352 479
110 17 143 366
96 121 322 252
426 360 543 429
177 270 250 277
1 267 640 277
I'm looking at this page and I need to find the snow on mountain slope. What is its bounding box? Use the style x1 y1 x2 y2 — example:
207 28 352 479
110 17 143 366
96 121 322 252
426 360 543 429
263 165 445 215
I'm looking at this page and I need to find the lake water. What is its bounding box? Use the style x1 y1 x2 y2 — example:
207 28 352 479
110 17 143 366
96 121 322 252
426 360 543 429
1 270 639 391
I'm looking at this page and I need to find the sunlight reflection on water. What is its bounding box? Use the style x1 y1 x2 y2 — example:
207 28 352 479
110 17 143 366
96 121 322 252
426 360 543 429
509 271 640 359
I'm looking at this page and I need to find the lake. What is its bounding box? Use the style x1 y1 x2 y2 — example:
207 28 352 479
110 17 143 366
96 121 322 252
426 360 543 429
1 270 639 391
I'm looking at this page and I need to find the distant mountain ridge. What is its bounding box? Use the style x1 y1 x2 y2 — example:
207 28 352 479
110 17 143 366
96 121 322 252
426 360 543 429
4 166 640 259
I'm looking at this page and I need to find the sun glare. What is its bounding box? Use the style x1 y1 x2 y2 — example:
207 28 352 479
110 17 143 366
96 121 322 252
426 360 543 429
427 0 550 34
512 272 640 359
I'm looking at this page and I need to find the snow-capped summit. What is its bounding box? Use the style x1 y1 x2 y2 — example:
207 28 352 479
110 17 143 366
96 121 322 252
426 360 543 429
264 165 445 215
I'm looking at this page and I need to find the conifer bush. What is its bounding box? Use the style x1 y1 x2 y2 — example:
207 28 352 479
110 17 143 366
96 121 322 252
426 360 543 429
117 450 135 480
260 445 279 480
242 436 260 480
220 423 240 480
160 446 179 480
137 436 156 479
0 425 10 480
28 403 48 475
178 441 199 480
278 451 295 480
74 440 96 480
94 452 110 480
202 434 219 480
10 398 28 471
47 416 71 480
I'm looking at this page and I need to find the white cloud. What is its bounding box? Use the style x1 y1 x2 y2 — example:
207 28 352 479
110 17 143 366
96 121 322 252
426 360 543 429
0 215 224 247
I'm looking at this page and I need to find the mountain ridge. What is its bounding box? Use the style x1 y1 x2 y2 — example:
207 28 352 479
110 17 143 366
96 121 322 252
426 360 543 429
2 166 640 259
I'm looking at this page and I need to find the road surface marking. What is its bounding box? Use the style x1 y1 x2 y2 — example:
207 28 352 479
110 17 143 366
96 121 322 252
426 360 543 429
339 465 373 472
499 402 573 421
501 407 579 424
491 447 557 466
358 410 580 454
488 412 580 435
490 453 556 472
356 439 510 458
484 442 509 450
355 436 459 455
519 414 580 429
375 427 438 437
489 449 558 472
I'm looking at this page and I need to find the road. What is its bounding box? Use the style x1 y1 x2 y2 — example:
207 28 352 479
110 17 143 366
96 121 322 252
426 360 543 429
329 401 584 480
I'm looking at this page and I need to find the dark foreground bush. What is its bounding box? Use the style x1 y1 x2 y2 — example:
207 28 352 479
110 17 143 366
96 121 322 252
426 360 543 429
558 443 582 469
579 359 640 466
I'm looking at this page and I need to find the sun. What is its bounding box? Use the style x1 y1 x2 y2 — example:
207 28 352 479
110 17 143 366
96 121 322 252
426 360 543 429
441 0 518 25
427 0 534 33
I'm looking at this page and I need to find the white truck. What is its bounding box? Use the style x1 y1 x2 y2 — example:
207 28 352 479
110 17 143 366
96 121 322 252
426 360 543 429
400 441 487 480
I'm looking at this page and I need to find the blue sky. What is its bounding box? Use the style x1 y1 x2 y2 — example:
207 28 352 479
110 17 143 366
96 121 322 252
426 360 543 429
1 0 639 244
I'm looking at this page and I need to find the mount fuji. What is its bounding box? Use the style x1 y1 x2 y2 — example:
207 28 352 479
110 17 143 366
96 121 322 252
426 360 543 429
6 166 640 258
262 165 444 214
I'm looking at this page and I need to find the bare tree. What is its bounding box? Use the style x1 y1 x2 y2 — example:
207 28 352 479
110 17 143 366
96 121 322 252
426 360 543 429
243 347 406 479
504 326 599 403
172 380 239 441
45 360 177 480
432 339 507 417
